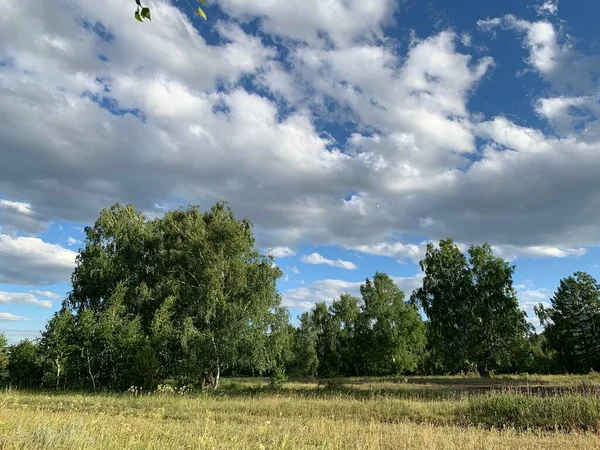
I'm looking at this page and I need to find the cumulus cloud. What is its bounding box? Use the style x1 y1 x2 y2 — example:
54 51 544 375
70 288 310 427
478 13 599 92
0 312 30 322
301 252 357 270
0 234 77 285
268 246 297 258
492 244 587 261
1 328 42 343
349 242 429 263
535 1 559 16
291 266 300 274
0 0 599 267
66 237 81 246
30 290 62 300
478 15 563 75
0 292 53 308
218 0 397 47
283 279 363 311
514 282 553 330
282 273 423 311
0 199 49 235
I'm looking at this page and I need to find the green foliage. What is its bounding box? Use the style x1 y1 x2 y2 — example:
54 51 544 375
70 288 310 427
7 340 43 388
133 342 159 390
11 201 600 388
536 272 600 373
293 273 426 378
412 239 530 376
496 332 563 375
196 7 207 20
0 332 8 385
134 0 207 24
63 201 286 390
290 311 319 377
39 309 76 388
268 366 288 389
358 273 426 375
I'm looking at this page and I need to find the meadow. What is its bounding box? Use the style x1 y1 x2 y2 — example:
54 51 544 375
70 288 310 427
1 374 600 449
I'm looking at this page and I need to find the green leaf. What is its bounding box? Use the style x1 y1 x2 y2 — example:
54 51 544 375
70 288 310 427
141 7 151 20
135 10 143 22
196 7 207 20
197 0 208 4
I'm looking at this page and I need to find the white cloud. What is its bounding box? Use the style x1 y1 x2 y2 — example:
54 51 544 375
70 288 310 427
268 246 296 258
0 312 30 322
491 244 587 261
291 266 300 274
300 252 357 270
0 328 42 343
218 0 396 47
391 273 425 296
66 236 81 246
0 234 77 285
0 0 599 269
30 290 61 300
0 292 52 308
514 284 553 330
477 13 598 92
535 1 559 16
478 15 562 75
460 32 472 47
282 273 423 311
282 279 362 311
0 199 49 235
350 241 428 263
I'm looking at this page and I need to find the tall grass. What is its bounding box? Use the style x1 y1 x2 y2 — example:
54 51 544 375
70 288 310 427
1 375 600 449
462 394 600 431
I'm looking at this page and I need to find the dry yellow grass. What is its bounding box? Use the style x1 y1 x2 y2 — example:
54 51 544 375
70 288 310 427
0 384 599 449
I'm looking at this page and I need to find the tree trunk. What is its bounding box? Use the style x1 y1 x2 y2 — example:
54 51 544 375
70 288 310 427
204 367 220 391
477 361 490 377
86 350 96 390
55 358 61 389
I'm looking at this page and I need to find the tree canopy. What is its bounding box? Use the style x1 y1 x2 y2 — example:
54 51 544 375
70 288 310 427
411 239 530 376
48 202 287 390
535 272 600 373
3 203 598 389
293 273 426 377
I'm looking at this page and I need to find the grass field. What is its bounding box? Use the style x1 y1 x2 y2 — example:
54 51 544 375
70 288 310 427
1 375 600 449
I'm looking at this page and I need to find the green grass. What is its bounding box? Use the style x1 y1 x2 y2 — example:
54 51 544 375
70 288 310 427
1 375 599 449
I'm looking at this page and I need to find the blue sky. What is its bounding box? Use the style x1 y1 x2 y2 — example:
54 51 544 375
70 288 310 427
1 0 599 342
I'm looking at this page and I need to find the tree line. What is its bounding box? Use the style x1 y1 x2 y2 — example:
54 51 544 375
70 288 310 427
0 202 599 390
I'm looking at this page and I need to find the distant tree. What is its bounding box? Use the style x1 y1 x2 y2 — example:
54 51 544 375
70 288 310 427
95 285 145 388
412 239 530 376
40 309 77 389
7 340 43 388
498 332 562 375
330 293 361 376
535 272 600 373
357 273 426 376
295 274 425 378
292 312 319 377
0 332 8 385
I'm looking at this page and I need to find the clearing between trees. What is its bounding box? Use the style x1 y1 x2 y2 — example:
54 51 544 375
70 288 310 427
1 374 600 449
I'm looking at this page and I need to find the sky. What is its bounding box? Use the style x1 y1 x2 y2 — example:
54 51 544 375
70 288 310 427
1 0 600 342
